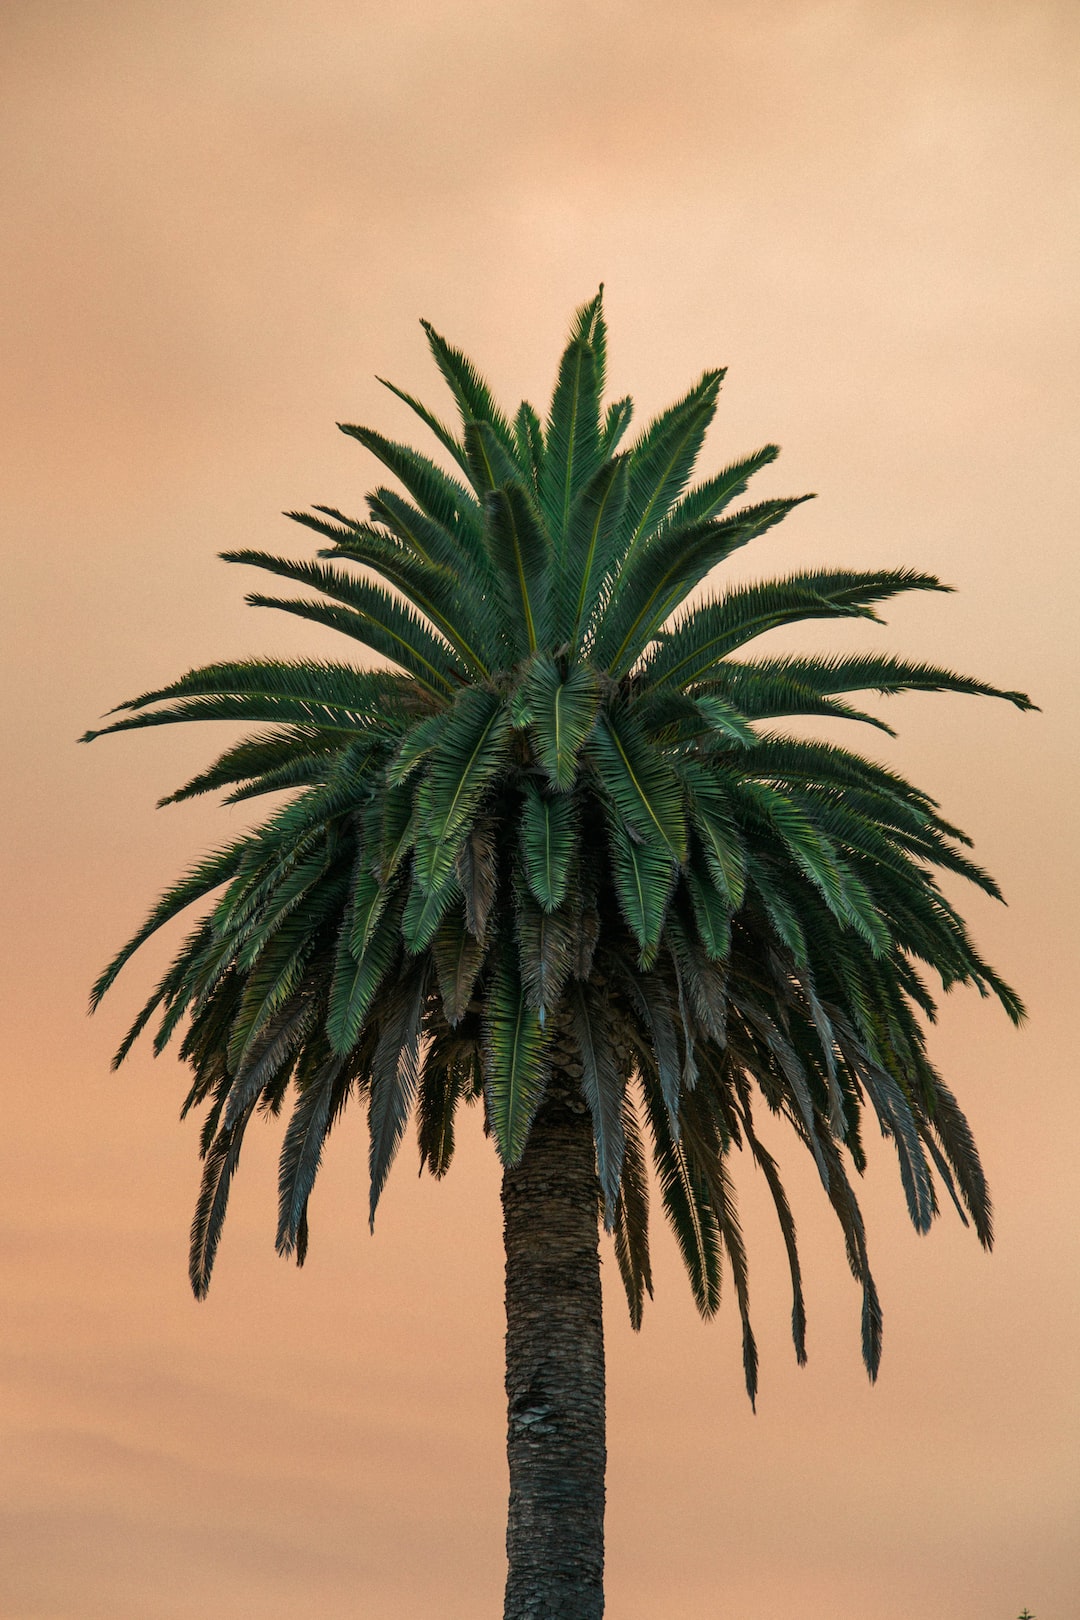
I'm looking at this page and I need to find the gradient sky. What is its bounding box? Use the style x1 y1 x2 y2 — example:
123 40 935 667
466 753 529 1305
3 3 1078 1616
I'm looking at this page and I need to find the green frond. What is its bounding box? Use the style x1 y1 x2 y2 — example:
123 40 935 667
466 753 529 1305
512 401 545 499
233 849 335 971
420 319 516 455
643 578 875 691
618 370 725 570
368 961 430 1226
663 444 781 529
387 714 443 786
365 782 416 884
924 1076 994 1247
376 374 472 478
224 999 318 1129
221 751 339 806
834 1032 936 1233
227 878 345 1074
105 658 417 725
733 652 1037 711
666 909 728 1045
483 481 553 656
222 549 465 697
89 842 249 1013
685 859 733 961
521 656 600 791
557 455 630 647
642 1074 722 1316
818 1135 884 1379
327 888 400 1055
110 924 208 1069
294 520 494 678
694 662 899 734
275 1056 346 1256
611 1093 653 1328
402 858 462 954
595 496 813 675
189 1104 256 1298
483 942 550 1166
731 776 890 953
588 710 687 859
679 1098 759 1404
568 982 625 1226
601 395 633 455
569 286 606 387
520 783 576 912
358 488 502 641
156 727 343 807
82 691 392 745
606 822 677 961
455 818 499 940
412 689 511 887
432 908 486 1026
627 687 756 752
336 422 483 536
795 567 951 611
515 894 575 1025
737 1102 807 1363
618 967 683 1133
463 419 523 497
416 1043 470 1178
540 306 604 541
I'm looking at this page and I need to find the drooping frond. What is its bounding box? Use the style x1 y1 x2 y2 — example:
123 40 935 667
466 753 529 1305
484 941 550 1166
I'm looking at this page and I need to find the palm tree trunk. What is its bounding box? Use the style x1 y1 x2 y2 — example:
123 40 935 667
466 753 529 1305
501 1069 605 1620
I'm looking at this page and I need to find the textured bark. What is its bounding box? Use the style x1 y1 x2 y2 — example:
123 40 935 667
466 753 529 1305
502 1065 606 1620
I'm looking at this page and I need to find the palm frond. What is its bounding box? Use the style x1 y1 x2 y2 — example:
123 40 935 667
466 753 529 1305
222 549 466 697
432 908 486 1026
642 1073 722 1316
618 371 725 570
556 455 630 647
643 579 876 691
376 373 472 477
336 422 483 535
483 942 550 1166
520 784 576 912
596 497 812 675
611 1092 653 1328
413 690 511 887
483 482 552 656
540 293 604 541
606 822 677 962
276 1056 346 1256
515 895 575 1026
568 982 625 1227
587 710 687 859
189 1102 256 1299
601 395 633 455
521 656 600 791
368 961 429 1225
420 320 516 455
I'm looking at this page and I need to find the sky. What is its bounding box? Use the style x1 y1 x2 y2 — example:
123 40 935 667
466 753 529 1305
2 1 1078 1615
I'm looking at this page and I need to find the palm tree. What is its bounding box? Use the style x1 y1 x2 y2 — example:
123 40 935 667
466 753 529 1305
84 291 1031 1620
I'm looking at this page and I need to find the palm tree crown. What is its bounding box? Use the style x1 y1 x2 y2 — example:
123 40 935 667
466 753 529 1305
85 290 1031 1403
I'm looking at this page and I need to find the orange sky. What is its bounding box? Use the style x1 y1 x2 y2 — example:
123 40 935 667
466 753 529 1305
3 2 1078 1615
